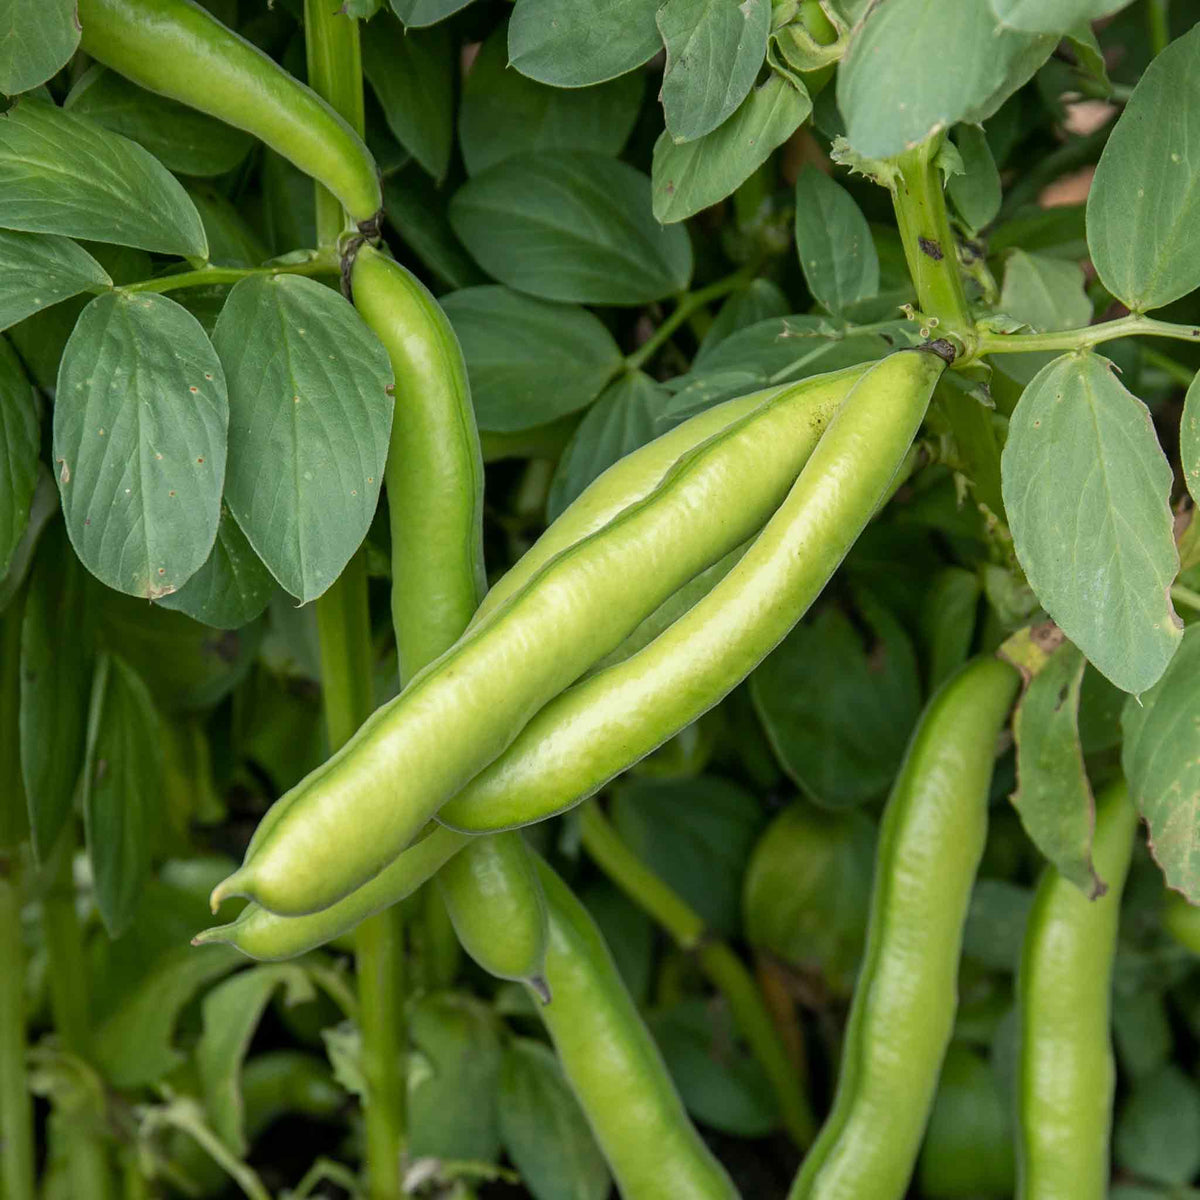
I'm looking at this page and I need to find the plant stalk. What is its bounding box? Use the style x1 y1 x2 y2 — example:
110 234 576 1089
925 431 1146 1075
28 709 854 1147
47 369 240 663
305 3 406 1196
0 860 35 1200
121 254 338 295
1148 0 1171 57
969 314 1200 363
889 139 973 339
578 801 817 1148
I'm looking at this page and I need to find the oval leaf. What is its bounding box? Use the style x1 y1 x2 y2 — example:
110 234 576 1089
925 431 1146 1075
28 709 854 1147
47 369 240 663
1087 23 1200 313
1001 352 1181 694
991 0 1135 35
441 286 622 432
450 152 693 305
652 72 811 224
0 228 111 333
0 0 80 95
459 26 643 176
213 275 393 604
1122 625 1200 901
83 654 163 937
65 66 254 178
657 0 770 144
508 0 661 87
54 292 228 599
1181 368 1200 505
156 505 275 630
837 0 1054 160
0 98 208 259
389 0 477 26
793 165 879 315
0 336 38 576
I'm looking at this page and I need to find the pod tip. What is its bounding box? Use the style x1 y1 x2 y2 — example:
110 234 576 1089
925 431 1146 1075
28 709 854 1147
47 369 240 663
528 974 552 1006
191 925 231 948
209 868 250 914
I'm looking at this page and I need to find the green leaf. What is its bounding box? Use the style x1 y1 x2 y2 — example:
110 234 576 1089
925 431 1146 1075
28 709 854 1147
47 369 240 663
54 292 227 599
695 279 789 363
1182 370 1200 505
409 993 504 1163
0 335 37 576
1005 633 1102 896
0 0 80 95
751 591 922 807
793 166 878 315
837 0 1054 160
742 801 875 998
547 371 666 521
459 26 643 176
652 72 811 224
1122 625 1200 901
508 0 660 87
1087 24 1200 312
197 965 316 1154
19 523 92 860
947 124 1001 235
0 467 53 615
0 229 110 333
82 654 163 937
990 0 1132 35
1114 1066 1200 1187
450 152 693 305
93 583 260 713
1001 353 1181 694
499 1039 611 1200
389 0 476 25
657 0 771 144
577 879 654 1006
64 65 254 178
961 879 1032 973
648 999 778 1137
362 16 454 182
918 566 981 691
612 775 764 936
156 505 275 630
441 286 622 432
0 99 207 259
184 185 271 270
999 248 1091 332
92 942 241 1088
383 169 485 291
212 275 393 603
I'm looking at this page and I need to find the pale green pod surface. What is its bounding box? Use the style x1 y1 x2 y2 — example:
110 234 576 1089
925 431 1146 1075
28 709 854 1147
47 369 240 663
215 363 869 916
1016 779 1137 1200
534 859 739 1200
787 655 1019 1200
193 825 470 962
436 832 547 992
441 348 948 834
352 245 486 685
77 0 382 224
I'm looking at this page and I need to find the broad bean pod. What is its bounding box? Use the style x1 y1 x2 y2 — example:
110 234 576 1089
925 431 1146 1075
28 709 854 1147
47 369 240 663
1016 778 1137 1200
77 0 382 226
440 347 948 834
787 654 1019 1200
213 363 870 916
533 857 738 1199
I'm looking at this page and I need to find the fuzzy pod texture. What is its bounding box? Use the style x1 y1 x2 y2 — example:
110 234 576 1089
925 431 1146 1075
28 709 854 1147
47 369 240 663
440 348 947 834
77 0 382 223
787 654 1019 1200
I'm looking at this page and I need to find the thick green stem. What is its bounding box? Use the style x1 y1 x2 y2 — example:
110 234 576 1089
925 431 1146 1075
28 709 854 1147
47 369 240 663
0 861 35 1200
624 264 761 373
121 254 338 296
1148 0 1171 57
578 802 817 1148
969 314 1200 364
304 4 405 1195
890 141 972 337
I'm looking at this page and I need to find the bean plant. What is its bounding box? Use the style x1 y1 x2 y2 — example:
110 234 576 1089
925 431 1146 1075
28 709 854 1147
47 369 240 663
2 1 1200 1198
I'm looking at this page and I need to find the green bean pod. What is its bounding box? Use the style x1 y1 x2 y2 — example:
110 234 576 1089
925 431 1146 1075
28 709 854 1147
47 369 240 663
352 244 486 681
436 832 548 995
786 654 1019 1200
192 824 469 961
534 858 738 1199
1015 778 1137 1200
440 347 948 834
77 0 382 225
214 364 869 916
